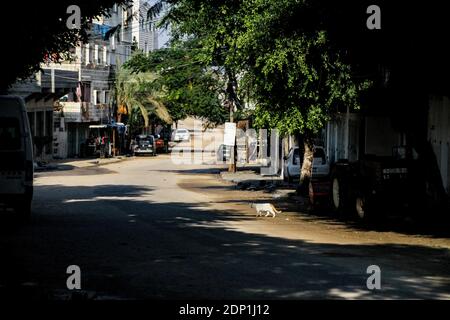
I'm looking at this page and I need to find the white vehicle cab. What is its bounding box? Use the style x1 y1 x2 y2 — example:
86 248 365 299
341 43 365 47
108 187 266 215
283 146 330 183
283 147 301 183
172 128 190 142
0 96 34 219
311 146 330 178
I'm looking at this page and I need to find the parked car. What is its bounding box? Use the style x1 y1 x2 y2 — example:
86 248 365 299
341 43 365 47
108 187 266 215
155 127 172 153
154 134 166 153
0 96 34 220
283 146 330 183
133 135 156 156
172 128 190 142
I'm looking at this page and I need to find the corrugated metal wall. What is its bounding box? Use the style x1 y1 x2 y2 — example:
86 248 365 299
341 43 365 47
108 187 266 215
428 95 450 194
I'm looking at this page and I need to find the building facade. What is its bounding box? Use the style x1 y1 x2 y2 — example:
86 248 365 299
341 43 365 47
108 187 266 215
52 0 159 158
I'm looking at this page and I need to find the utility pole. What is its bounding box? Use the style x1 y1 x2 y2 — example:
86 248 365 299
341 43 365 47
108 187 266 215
228 99 236 173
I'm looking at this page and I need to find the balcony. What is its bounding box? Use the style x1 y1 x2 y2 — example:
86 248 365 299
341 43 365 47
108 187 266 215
60 101 111 123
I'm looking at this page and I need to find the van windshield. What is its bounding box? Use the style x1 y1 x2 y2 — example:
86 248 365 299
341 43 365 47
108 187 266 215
314 148 326 159
0 117 21 150
138 136 154 145
293 149 301 165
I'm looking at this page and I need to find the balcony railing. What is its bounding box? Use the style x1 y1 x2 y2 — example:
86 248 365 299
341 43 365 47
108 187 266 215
60 101 111 123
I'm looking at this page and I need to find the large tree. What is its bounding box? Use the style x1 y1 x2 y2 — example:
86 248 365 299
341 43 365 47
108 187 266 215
124 40 228 128
0 0 130 91
114 67 172 134
148 0 370 185
148 0 450 201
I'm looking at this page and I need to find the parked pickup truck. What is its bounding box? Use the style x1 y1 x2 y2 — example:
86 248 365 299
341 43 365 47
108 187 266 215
326 114 424 222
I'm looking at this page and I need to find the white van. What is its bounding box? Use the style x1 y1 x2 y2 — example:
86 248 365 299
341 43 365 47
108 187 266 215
0 96 34 219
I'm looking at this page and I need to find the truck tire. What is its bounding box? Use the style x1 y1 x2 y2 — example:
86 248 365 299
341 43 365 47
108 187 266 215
355 194 368 221
355 193 384 223
331 174 350 215
308 181 315 206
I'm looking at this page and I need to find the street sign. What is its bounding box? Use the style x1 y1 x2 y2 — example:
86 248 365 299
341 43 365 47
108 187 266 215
224 122 236 146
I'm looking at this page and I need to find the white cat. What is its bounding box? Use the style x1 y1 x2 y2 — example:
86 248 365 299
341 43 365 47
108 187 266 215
251 203 282 218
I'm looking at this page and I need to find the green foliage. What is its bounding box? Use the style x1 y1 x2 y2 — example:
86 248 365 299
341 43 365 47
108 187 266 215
114 67 171 132
148 0 372 136
1 0 130 90
124 40 228 127
236 0 372 136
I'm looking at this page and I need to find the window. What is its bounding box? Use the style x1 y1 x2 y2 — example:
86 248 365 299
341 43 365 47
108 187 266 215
85 44 90 64
98 46 102 64
105 91 110 104
94 44 99 64
293 149 301 165
81 83 91 102
0 118 21 150
89 45 94 65
93 90 98 104
313 148 326 165
103 45 108 65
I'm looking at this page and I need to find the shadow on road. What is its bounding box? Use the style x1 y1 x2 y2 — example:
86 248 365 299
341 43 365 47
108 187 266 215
0 183 449 300
149 167 226 175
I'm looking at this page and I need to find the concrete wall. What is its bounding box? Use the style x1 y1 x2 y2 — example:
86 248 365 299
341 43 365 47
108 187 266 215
428 95 450 194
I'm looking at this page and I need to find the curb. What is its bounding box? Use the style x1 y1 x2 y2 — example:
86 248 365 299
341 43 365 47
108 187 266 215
84 156 130 168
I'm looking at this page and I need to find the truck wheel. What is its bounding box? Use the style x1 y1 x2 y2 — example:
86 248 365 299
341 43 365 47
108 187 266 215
355 194 383 223
309 181 315 206
355 195 367 220
331 175 349 215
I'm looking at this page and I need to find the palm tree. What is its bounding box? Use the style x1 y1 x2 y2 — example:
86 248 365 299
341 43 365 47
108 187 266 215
115 68 172 133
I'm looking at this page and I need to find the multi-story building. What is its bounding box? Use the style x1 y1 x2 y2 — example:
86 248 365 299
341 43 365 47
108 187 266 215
50 0 160 158
7 1 160 160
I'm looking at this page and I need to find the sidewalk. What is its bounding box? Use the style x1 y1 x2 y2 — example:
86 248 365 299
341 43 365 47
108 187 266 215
220 167 287 191
34 156 129 171
219 167 309 214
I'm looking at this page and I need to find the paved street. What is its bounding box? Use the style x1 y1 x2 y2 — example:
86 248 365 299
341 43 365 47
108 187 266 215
1 155 450 300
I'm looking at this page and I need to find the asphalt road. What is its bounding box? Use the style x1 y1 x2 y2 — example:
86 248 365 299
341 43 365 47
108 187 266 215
0 155 449 300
